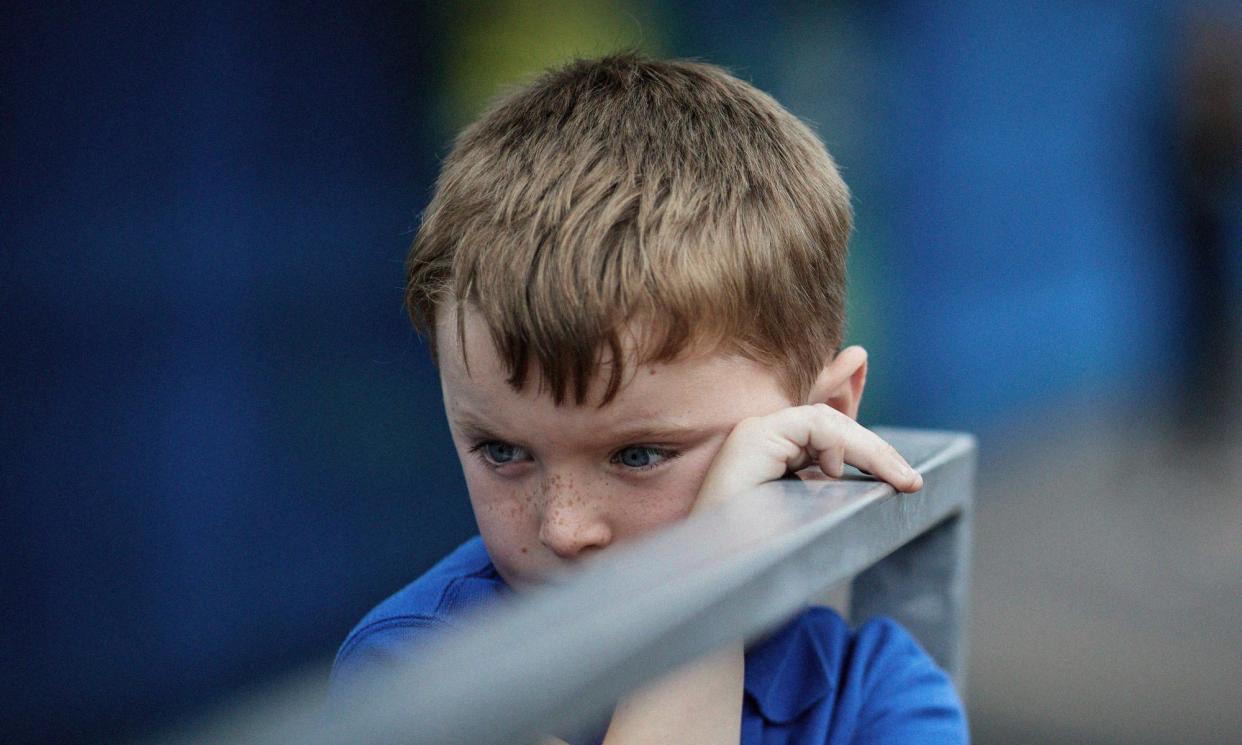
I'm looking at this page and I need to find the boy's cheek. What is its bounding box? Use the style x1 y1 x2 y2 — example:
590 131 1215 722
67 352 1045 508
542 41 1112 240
618 450 720 531
460 470 548 582
471 508 541 588
465 476 539 548
460 445 723 575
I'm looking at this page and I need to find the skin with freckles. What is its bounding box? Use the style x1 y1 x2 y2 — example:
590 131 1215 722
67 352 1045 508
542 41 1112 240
440 306 791 589
437 305 920 593
436 303 922 745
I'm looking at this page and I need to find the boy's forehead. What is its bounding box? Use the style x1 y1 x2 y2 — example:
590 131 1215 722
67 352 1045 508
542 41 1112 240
437 305 785 433
437 303 702 399
440 309 667 414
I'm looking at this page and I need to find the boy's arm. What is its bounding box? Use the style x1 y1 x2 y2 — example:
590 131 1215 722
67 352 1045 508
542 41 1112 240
535 646 744 745
591 404 920 745
600 643 744 745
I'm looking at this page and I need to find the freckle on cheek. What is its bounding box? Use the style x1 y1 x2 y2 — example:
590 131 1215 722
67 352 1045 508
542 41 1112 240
520 546 528 554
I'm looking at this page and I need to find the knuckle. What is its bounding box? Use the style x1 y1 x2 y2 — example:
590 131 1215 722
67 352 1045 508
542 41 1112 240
809 403 837 425
732 415 764 436
813 406 847 442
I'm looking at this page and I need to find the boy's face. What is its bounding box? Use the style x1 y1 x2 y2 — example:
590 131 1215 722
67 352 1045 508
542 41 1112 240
438 306 797 590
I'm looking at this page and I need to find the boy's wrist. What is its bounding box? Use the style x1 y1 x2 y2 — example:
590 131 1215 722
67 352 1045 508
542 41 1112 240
602 642 744 745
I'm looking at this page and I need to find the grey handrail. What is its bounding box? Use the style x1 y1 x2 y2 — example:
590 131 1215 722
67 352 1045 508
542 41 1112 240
146 427 976 745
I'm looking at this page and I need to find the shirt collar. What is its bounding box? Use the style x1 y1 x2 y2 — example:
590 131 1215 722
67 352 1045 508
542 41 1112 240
744 610 836 724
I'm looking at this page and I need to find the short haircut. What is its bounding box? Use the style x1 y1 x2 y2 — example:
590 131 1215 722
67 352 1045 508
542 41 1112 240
406 53 853 405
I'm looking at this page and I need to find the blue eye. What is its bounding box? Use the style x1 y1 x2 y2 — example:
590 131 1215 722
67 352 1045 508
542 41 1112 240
613 446 673 470
475 441 530 466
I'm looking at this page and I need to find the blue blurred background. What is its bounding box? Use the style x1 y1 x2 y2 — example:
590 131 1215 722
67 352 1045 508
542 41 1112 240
5 2 1241 744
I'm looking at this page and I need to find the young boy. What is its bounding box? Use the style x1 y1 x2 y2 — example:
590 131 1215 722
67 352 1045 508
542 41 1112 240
332 54 967 744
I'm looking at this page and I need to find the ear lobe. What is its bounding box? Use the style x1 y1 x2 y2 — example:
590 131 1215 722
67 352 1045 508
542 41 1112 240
809 345 868 420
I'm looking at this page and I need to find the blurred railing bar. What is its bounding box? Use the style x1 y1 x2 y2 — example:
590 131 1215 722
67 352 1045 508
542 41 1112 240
144 427 975 745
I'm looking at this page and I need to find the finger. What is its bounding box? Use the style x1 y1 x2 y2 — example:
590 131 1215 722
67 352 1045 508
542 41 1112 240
806 405 922 492
818 442 845 478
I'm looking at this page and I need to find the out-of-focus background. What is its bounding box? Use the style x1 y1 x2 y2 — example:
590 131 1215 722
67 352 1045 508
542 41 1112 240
4 2 1241 743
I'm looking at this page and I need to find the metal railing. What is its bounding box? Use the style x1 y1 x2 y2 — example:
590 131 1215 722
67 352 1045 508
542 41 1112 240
148 427 976 745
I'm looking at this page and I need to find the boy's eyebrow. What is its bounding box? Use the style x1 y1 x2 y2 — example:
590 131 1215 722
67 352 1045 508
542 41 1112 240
448 411 715 444
446 411 506 438
597 421 716 444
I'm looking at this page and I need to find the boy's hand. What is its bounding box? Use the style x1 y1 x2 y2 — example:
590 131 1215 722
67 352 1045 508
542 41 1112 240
694 404 922 514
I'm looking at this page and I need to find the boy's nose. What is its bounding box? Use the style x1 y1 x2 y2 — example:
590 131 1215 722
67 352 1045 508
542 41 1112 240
537 478 612 560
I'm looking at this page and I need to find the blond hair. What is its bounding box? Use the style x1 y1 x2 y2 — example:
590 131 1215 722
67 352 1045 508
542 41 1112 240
406 53 852 405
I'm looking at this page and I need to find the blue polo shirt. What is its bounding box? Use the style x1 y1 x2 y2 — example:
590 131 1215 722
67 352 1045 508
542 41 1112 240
331 537 967 744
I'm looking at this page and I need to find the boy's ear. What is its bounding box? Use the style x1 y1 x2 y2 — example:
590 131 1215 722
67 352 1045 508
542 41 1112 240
807 345 868 420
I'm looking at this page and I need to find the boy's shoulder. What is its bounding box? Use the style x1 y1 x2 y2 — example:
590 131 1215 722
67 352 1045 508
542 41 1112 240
331 536 506 683
745 608 966 740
